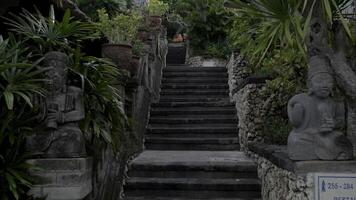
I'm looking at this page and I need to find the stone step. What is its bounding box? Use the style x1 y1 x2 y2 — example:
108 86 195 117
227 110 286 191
148 123 236 128
125 178 261 198
145 137 240 151
149 117 237 124
162 78 228 84
125 197 261 200
164 66 226 72
150 108 235 116
147 127 238 135
129 156 256 179
160 90 229 96
159 97 230 102
128 151 257 176
163 72 228 78
162 84 229 90
152 101 234 108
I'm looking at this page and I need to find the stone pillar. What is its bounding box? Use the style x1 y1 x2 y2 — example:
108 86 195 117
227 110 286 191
28 158 92 200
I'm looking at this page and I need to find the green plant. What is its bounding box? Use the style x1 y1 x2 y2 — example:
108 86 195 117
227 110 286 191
4 7 95 55
97 9 142 44
0 36 46 200
132 38 143 56
147 0 169 16
228 0 353 63
69 49 128 152
77 0 132 20
167 0 233 56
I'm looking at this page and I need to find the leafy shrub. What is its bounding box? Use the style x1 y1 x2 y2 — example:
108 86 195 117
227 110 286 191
97 9 142 44
147 0 169 16
165 0 234 57
77 0 132 20
0 35 45 200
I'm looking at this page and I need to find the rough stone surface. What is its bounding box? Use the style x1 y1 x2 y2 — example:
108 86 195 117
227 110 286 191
226 52 250 96
187 56 227 67
248 144 356 200
226 52 266 151
233 84 265 151
247 151 312 200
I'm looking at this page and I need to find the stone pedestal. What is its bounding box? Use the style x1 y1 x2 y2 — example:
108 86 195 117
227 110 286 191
27 157 92 200
250 144 356 200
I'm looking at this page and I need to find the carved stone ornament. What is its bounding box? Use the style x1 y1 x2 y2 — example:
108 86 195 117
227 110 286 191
27 51 86 158
287 55 353 161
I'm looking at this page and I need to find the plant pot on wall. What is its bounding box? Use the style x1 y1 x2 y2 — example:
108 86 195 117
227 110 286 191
102 43 133 70
149 16 162 31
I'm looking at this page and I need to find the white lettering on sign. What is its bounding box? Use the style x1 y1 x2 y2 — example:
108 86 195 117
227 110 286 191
315 173 356 200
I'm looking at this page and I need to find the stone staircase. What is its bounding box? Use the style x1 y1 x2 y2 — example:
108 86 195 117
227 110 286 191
123 65 261 200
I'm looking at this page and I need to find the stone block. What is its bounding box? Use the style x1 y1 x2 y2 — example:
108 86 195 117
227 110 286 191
28 157 92 200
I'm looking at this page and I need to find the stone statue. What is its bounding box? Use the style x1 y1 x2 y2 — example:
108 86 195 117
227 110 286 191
287 55 353 160
27 51 86 158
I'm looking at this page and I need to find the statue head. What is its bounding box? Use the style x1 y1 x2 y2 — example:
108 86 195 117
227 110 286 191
307 56 334 99
44 52 69 92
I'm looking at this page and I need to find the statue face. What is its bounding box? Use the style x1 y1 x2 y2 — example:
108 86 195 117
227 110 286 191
310 74 333 98
45 60 66 91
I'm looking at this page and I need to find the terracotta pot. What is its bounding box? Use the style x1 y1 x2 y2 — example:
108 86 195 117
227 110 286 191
130 56 140 75
138 29 149 42
149 16 162 31
101 43 132 70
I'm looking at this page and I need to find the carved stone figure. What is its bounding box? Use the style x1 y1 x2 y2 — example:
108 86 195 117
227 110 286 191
287 55 353 160
27 51 86 158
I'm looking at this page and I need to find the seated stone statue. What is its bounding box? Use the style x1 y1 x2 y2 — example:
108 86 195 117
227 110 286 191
27 51 86 158
287 55 353 160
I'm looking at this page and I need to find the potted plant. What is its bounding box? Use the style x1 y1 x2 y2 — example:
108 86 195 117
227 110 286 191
131 39 144 75
97 9 141 70
147 0 169 31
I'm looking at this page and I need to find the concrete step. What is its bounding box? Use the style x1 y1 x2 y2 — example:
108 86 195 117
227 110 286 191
162 84 229 90
128 151 258 178
159 97 230 102
148 123 236 128
125 197 261 200
164 66 226 72
125 178 261 198
160 90 229 96
145 137 240 151
152 101 234 108
149 117 237 124
162 78 228 84
150 108 235 116
163 72 228 78
159 96 230 102
147 126 237 134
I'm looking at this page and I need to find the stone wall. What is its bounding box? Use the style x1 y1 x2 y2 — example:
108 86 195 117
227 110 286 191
247 148 313 200
226 52 265 151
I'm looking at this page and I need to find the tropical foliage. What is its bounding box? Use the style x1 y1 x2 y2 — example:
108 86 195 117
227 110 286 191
164 0 234 58
4 7 95 55
147 0 169 16
97 9 142 44
0 36 45 200
226 0 356 144
1 6 130 199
